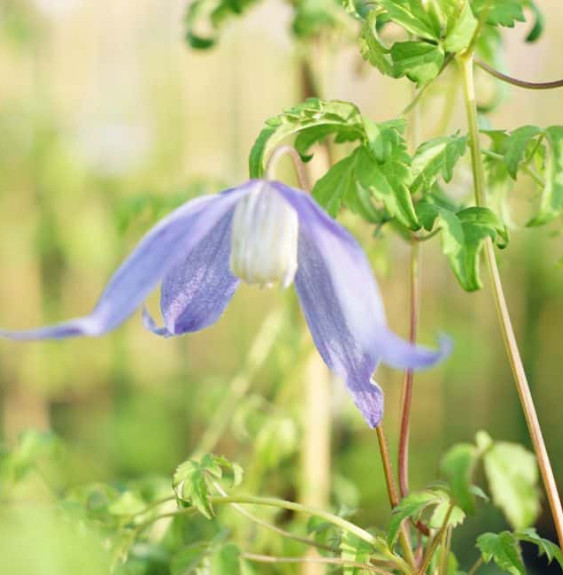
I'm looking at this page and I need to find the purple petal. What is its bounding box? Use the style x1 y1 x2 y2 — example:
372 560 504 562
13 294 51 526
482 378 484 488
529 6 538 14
0 185 251 340
273 182 449 427
156 207 239 335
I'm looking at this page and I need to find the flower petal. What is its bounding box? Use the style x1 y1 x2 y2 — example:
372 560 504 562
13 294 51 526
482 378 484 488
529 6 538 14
157 206 239 335
0 186 250 340
273 182 449 426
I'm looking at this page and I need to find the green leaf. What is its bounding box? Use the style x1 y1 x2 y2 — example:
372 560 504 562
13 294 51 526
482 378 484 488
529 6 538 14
525 0 544 42
249 98 364 177
477 532 526 575
377 0 440 40
440 443 479 513
387 490 444 545
528 126 563 226
501 125 542 180
443 1 478 53
515 528 563 569
340 532 375 574
173 455 244 519
428 500 465 530
472 0 525 28
360 11 394 76
185 0 260 49
411 134 467 192
390 41 445 86
355 145 419 228
417 202 508 291
483 441 540 529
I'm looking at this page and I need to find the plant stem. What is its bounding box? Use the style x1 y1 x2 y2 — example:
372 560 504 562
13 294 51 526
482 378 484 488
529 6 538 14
459 53 563 550
475 58 563 90
212 481 335 553
417 504 453 575
467 557 484 575
265 144 310 190
398 241 420 498
376 425 417 570
241 552 392 574
481 149 545 188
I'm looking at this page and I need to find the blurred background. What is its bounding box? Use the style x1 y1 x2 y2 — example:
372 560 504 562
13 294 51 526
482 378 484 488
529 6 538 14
0 0 562 572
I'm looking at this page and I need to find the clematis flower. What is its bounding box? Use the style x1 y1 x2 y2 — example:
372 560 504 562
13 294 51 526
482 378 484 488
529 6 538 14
0 180 450 427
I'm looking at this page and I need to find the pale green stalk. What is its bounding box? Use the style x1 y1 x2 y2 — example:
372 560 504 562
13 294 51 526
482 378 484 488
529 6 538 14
459 53 563 550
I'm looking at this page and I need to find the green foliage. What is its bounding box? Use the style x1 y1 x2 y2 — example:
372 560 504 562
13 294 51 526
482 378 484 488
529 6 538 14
417 201 508 291
477 528 563 574
173 454 244 519
411 134 468 193
478 431 541 530
477 531 527 575
440 443 479 513
184 0 261 49
483 125 563 226
249 98 365 178
387 488 464 545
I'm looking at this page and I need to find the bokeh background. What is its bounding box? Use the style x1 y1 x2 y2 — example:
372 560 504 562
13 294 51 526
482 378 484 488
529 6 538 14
0 0 562 572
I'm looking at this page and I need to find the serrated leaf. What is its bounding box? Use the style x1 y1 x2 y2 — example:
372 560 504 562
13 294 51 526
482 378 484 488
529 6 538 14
483 441 540 529
417 203 507 291
428 500 465 530
501 125 542 180
360 11 394 76
411 134 467 192
387 490 444 545
185 0 260 49
443 1 478 53
472 0 525 28
391 41 445 87
249 98 364 177
515 528 563 569
377 0 439 40
355 145 419 229
440 443 478 513
528 125 563 226
477 532 526 575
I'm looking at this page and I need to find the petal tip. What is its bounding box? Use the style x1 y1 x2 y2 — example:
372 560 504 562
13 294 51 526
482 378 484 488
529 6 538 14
350 378 384 428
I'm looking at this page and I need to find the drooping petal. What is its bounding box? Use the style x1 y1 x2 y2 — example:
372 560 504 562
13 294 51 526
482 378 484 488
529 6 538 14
157 206 239 335
0 186 251 340
273 182 450 427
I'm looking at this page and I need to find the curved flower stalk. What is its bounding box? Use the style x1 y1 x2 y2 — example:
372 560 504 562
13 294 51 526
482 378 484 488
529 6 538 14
0 180 450 427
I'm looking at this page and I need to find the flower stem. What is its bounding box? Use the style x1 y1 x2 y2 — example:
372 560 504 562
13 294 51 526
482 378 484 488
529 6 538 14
398 241 420 498
265 145 310 191
459 53 563 550
474 58 563 90
376 425 417 570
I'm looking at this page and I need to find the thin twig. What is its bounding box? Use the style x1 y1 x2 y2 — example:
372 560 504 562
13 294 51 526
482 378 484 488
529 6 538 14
475 58 563 90
398 242 420 499
375 425 417 569
242 552 392 574
212 481 335 553
467 556 484 575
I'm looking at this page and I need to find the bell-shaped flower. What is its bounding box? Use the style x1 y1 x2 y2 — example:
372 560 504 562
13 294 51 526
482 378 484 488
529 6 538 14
0 180 450 427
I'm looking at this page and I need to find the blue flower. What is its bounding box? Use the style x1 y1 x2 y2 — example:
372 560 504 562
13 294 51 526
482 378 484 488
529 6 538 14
0 180 450 427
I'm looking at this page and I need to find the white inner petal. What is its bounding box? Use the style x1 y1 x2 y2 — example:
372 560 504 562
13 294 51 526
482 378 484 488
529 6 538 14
230 183 299 288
